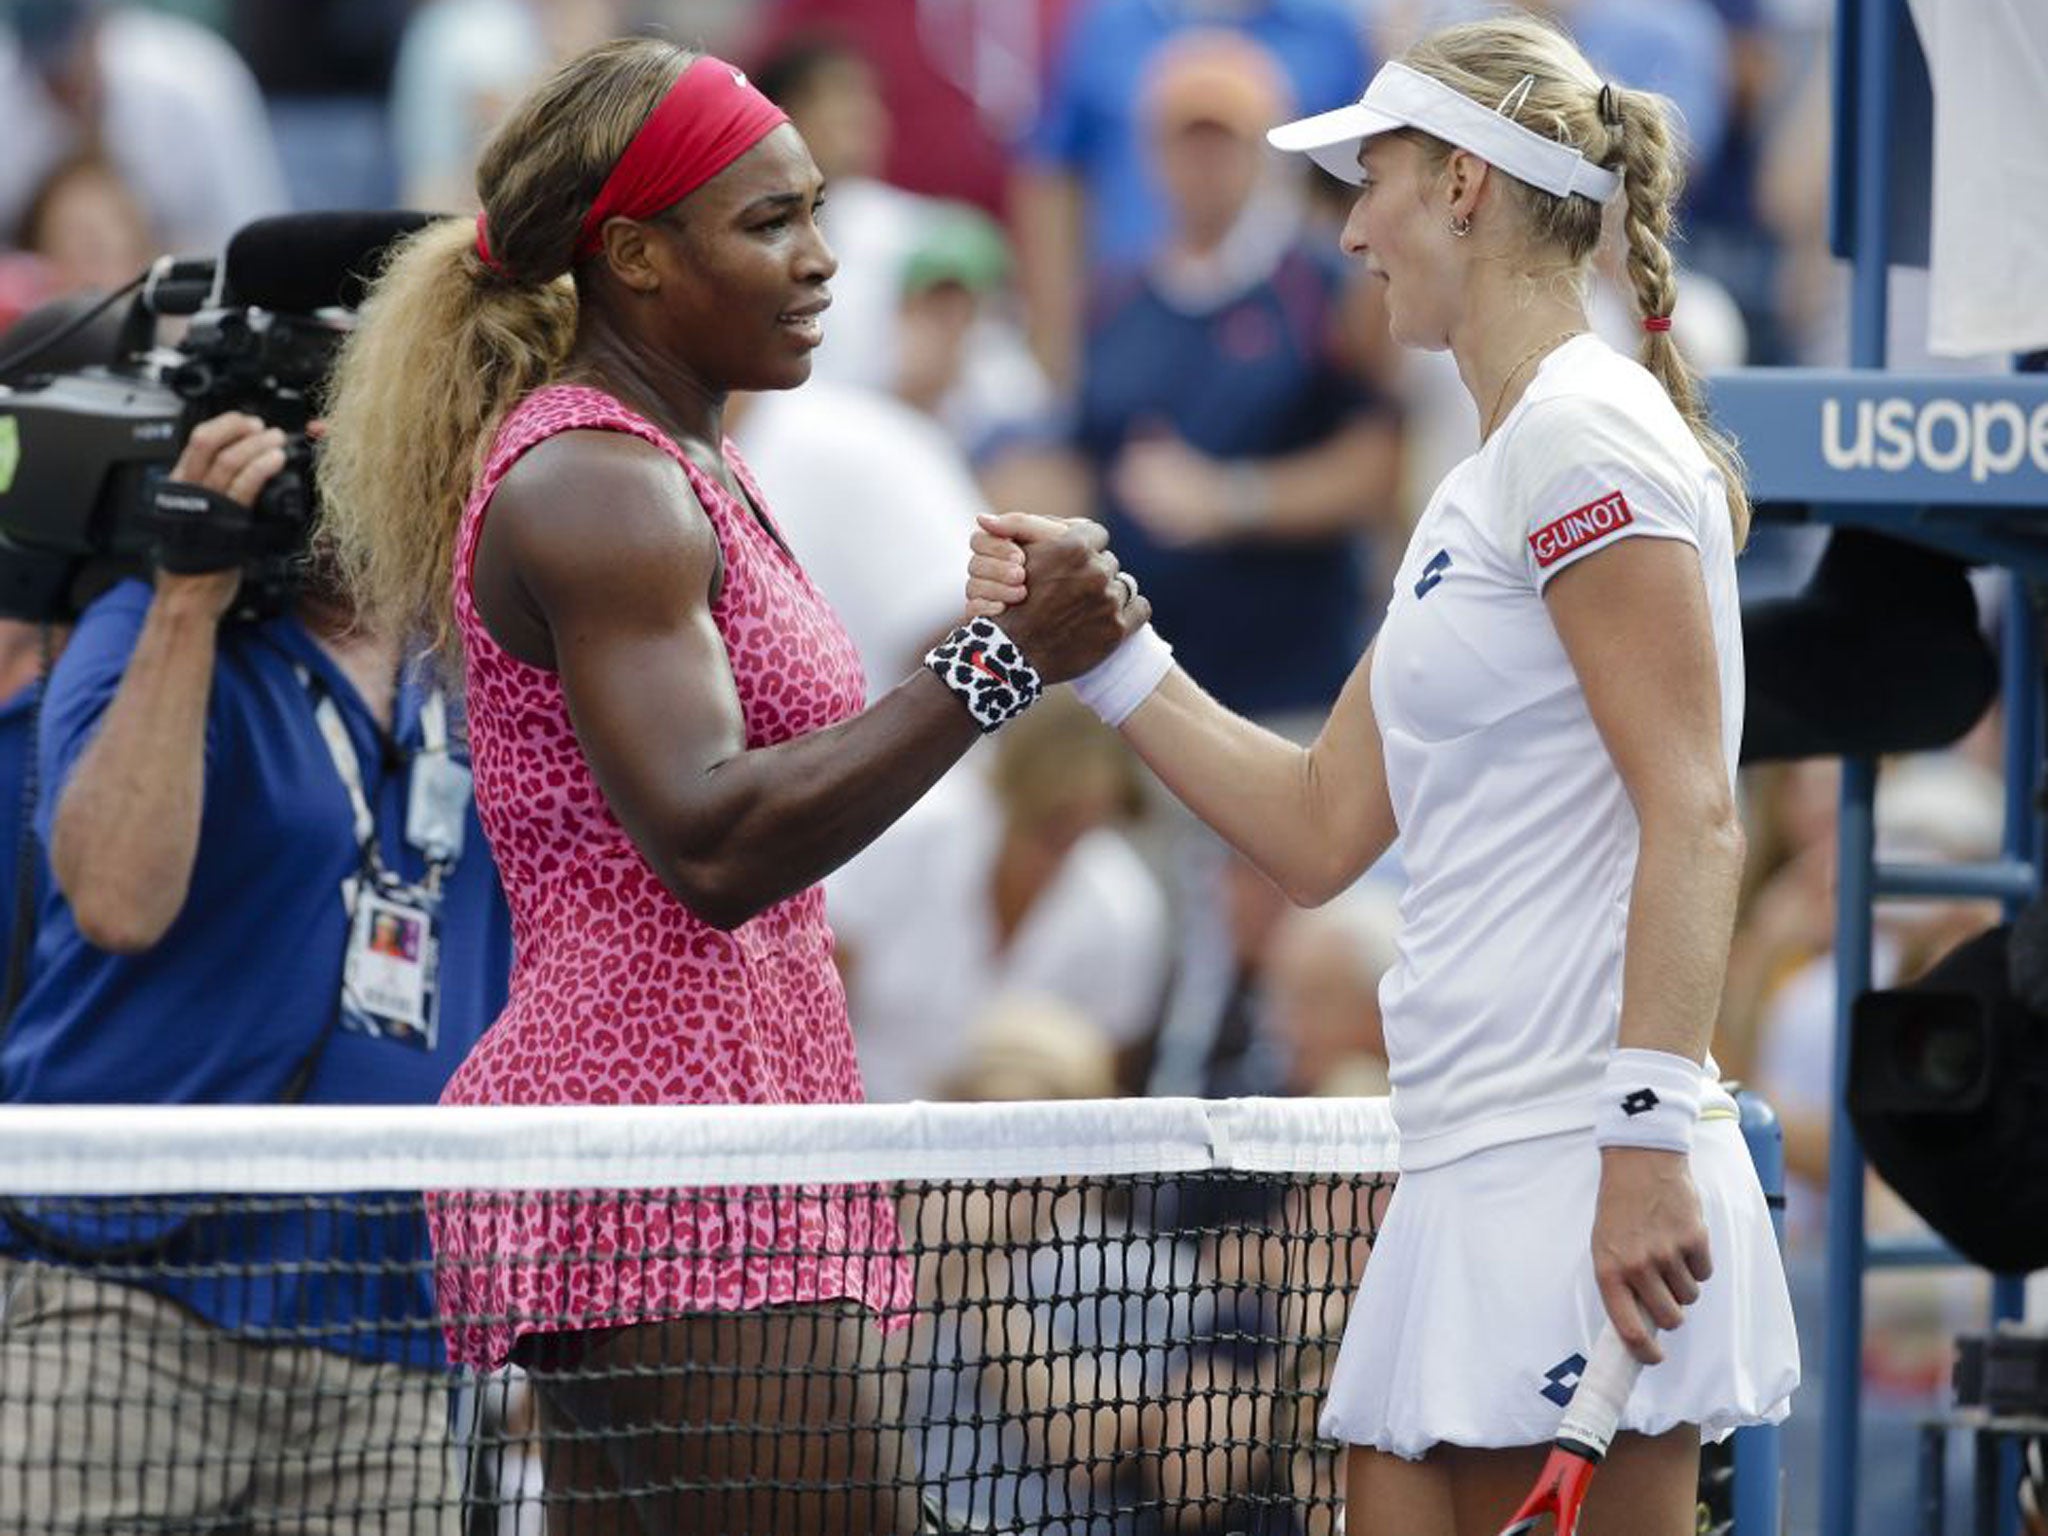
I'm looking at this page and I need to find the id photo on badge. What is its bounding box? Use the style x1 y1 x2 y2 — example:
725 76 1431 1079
343 890 438 1050
368 909 420 960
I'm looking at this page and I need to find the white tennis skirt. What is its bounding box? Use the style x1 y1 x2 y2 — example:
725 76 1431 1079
1319 1116 1800 1460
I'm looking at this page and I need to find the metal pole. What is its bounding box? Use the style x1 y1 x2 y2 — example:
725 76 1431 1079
1822 754 1877 1536
1821 2 1897 1532
2000 577 2037 886
1846 0 1895 374
1989 574 2039 1536
1919 1421 1948 1536
1735 1091 1787 1533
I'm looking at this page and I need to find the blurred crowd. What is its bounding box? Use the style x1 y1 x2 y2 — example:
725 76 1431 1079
0 1 2026 1533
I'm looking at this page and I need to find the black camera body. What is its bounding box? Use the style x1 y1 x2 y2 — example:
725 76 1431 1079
0 281 343 624
0 211 439 624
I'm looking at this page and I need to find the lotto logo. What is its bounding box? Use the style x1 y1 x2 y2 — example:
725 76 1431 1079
1540 1353 1586 1407
1414 548 1452 599
1529 491 1633 568
1621 1089 1660 1117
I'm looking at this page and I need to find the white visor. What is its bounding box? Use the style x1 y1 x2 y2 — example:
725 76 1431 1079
1266 61 1622 205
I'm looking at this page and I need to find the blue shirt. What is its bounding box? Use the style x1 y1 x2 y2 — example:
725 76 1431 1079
0 581 513 1365
1026 0 1369 267
1567 0 1730 177
1075 244 1384 715
1680 0 1761 229
0 682 43 985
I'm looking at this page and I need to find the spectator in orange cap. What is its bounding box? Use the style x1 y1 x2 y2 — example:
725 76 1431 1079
1011 0 1369 390
1035 29 1403 1102
1069 28 1400 734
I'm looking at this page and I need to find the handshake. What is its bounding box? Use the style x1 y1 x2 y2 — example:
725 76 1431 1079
931 511 1174 734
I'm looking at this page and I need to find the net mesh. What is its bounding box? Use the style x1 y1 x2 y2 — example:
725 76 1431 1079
0 1097 1397 1536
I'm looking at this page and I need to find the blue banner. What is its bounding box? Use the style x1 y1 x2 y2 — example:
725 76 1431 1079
1706 371 2048 509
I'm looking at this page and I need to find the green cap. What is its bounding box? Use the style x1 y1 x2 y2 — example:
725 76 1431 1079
899 203 1011 298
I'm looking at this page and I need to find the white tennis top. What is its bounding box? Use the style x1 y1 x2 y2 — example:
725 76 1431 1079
1371 334 1743 1171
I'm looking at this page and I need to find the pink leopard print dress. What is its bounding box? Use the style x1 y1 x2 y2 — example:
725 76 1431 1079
432 383 911 1369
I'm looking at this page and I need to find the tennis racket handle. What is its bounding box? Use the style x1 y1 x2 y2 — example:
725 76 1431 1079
1554 1323 1645 1460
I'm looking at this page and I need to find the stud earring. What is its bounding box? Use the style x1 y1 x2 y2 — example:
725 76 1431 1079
1449 214 1472 238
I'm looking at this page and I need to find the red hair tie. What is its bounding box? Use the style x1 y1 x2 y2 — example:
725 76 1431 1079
1643 314 1674 333
474 211 509 278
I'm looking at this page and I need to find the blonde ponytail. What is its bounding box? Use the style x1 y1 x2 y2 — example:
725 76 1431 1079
1611 88 1752 549
1400 17 1752 549
318 38 696 662
319 223 576 659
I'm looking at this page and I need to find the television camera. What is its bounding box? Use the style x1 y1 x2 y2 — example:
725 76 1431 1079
0 211 433 622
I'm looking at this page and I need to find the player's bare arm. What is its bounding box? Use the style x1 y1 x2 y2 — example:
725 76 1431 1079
1547 534 1740 1362
968 510 1397 904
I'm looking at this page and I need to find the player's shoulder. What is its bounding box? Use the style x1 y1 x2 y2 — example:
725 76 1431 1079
1504 340 1703 485
1458 341 1709 562
495 425 687 522
1521 337 1674 424
489 427 718 619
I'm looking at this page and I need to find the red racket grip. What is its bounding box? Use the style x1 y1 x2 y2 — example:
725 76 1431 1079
1497 1442 1599 1536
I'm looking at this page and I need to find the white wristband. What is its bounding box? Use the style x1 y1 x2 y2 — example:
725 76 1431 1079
1069 624 1174 728
1593 1048 1703 1154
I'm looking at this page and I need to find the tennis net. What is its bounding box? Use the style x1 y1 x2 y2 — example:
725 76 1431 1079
0 1095 1397 1536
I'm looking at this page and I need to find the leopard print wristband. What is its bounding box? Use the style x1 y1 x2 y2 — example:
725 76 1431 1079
925 617 1044 733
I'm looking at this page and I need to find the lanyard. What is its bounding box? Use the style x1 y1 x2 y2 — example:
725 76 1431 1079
296 665 453 880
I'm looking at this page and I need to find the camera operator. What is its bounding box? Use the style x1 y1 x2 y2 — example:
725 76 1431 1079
0 618 57 959
0 410 512 1533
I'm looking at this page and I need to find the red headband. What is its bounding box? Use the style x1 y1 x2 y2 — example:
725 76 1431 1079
475 54 790 275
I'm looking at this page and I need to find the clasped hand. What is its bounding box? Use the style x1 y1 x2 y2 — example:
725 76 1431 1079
963 512 1147 682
